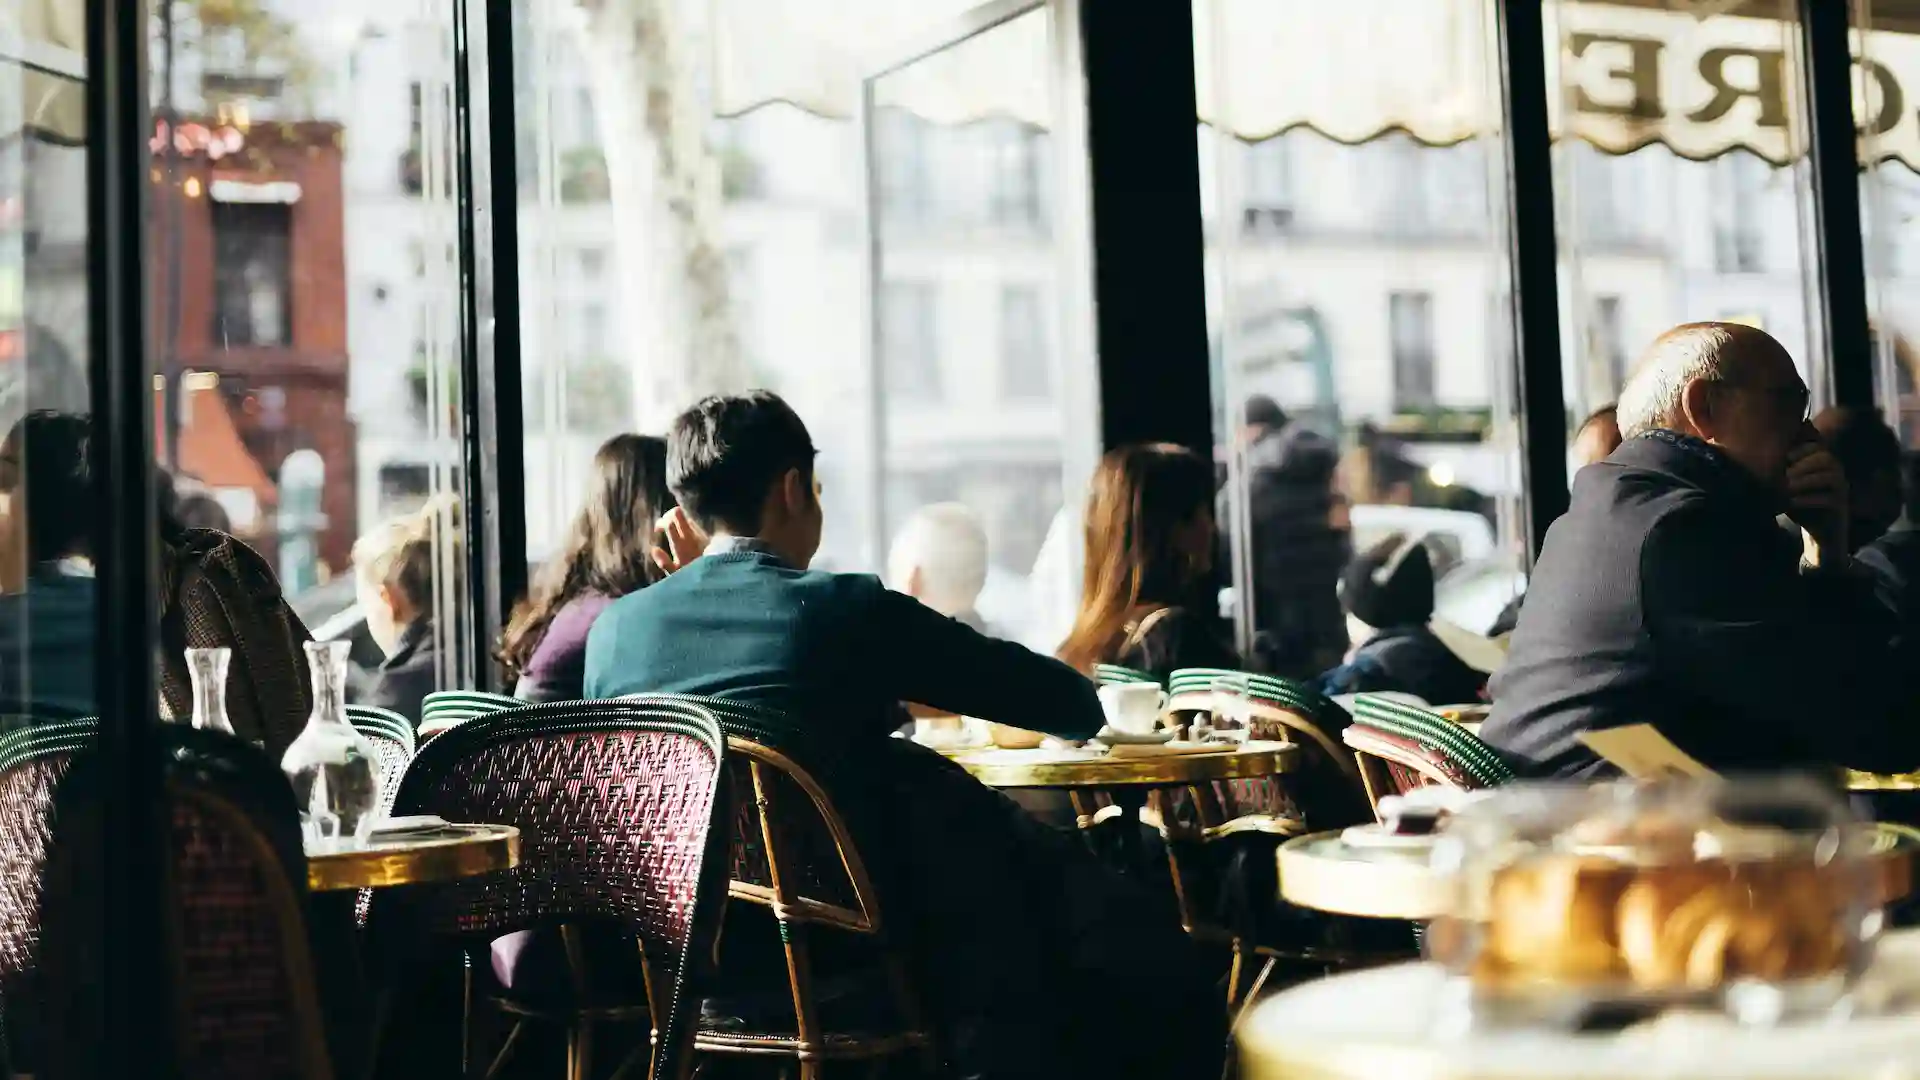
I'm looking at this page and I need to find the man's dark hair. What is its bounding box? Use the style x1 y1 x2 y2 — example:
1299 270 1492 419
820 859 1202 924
1 411 93 562
1243 394 1287 431
667 391 817 534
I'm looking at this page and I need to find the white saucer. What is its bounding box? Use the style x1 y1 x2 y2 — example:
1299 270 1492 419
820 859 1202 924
1339 823 1440 852
1095 727 1175 745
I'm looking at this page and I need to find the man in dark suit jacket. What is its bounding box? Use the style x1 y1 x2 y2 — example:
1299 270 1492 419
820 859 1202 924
584 391 1220 1080
1485 322 1920 779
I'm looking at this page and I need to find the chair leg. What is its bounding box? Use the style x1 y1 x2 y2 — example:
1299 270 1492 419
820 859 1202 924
1224 940 1249 1007
568 1020 595 1080
1230 957 1280 1034
482 1020 525 1080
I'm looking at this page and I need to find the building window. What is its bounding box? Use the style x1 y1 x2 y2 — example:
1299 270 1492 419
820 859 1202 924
1713 153 1767 272
582 302 608 356
986 120 1044 229
211 202 292 348
579 247 606 280
999 284 1049 401
1591 295 1627 390
1388 290 1436 411
876 109 931 224
880 281 941 402
1241 138 1294 235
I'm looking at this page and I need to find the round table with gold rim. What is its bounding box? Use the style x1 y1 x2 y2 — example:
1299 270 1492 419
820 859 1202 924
951 739 1299 788
1237 928 1920 1080
1276 821 1920 920
1849 770 1920 792
306 823 520 892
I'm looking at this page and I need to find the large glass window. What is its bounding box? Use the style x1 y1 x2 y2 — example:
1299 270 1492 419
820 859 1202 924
146 0 474 703
1196 0 1524 662
514 0 1096 651
1858 2 1920 443
1546 0 1827 447
0 0 93 718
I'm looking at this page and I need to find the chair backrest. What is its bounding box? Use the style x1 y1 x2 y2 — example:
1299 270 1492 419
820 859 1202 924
620 693 928 1061
1092 664 1159 688
376 698 731 1080
1350 694 1516 788
617 693 870 918
417 690 521 738
345 705 413 817
41 726 337 1080
1343 723 1474 814
0 718 97 1066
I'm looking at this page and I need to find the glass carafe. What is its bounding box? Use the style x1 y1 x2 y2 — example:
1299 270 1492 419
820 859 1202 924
185 647 235 736
279 640 380 850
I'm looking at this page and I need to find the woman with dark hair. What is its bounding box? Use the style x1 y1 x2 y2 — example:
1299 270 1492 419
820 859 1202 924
0 411 98 719
499 433 673 702
1058 442 1239 681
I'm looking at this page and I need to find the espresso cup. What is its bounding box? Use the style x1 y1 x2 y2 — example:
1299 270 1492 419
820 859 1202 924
1098 682 1168 736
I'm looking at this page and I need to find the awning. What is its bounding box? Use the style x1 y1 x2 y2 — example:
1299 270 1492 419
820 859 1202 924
711 0 1920 172
0 0 86 145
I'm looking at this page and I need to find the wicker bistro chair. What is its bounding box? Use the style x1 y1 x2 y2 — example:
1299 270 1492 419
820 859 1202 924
0 718 98 1071
620 693 937 1077
1348 695 1515 802
418 691 523 740
368 698 732 1080
40 726 342 1080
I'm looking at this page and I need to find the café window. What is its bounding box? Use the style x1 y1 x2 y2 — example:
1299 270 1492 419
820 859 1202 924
986 120 1045 230
880 280 942 403
211 202 292 348
1389 290 1437 411
999 283 1049 401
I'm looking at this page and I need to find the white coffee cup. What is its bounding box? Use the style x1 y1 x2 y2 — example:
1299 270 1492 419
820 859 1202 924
1097 683 1168 736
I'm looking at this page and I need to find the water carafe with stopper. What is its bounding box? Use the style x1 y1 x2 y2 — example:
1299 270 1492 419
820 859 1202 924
280 640 380 850
185 647 235 736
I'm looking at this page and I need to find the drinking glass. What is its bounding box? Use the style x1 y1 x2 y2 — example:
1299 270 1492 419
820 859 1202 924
1208 676 1251 743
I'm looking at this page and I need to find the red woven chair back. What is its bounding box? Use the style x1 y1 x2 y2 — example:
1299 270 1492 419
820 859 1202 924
1342 723 1473 820
39 726 336 1080
0 720 95 1064
375 698 731 1080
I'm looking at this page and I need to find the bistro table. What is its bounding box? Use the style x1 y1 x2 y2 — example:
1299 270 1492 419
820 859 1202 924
306 822 520 892
1238 927 1920 1080
955 740 1301 871
952 740 1300 789
1276 821 1920 920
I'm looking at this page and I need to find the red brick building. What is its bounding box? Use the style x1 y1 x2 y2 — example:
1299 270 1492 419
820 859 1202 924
147 118 357 575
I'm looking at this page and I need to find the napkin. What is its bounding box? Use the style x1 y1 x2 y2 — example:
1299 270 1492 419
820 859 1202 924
1103 741 1235 759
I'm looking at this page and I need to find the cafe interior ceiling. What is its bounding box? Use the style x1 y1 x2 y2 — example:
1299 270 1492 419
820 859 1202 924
714 0 1920 173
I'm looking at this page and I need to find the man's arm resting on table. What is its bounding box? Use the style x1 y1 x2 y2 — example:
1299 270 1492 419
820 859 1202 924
869 585 1103 740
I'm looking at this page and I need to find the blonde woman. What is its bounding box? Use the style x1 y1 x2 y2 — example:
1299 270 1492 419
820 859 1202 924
352 498 457 723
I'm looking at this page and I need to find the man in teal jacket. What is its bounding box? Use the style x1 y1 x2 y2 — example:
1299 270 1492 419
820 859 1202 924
584 391 1220 1080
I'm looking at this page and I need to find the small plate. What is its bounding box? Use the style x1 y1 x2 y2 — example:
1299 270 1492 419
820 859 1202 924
373 814 449 836
1339 824 1440 852
1094 727 1175 745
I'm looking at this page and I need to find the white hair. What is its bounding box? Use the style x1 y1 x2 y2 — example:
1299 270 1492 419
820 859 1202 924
1615 322 1741 439
887 502 989 618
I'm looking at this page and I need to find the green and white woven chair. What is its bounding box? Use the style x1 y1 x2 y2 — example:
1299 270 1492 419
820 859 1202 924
1349 694 1516 793
417 690 521 741
1091 664 1159 689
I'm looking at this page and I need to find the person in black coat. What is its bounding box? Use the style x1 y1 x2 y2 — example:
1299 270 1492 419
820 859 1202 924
1484 322 1920 779
1319 533 1486 706
1224 395 1349 676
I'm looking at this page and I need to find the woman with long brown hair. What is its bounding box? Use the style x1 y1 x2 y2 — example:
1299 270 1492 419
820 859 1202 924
1058 442 1238 681
499 433 673 702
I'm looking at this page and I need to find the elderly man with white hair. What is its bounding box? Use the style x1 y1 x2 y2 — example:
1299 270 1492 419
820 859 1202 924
1484 321 1920 779
888 501 993 634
